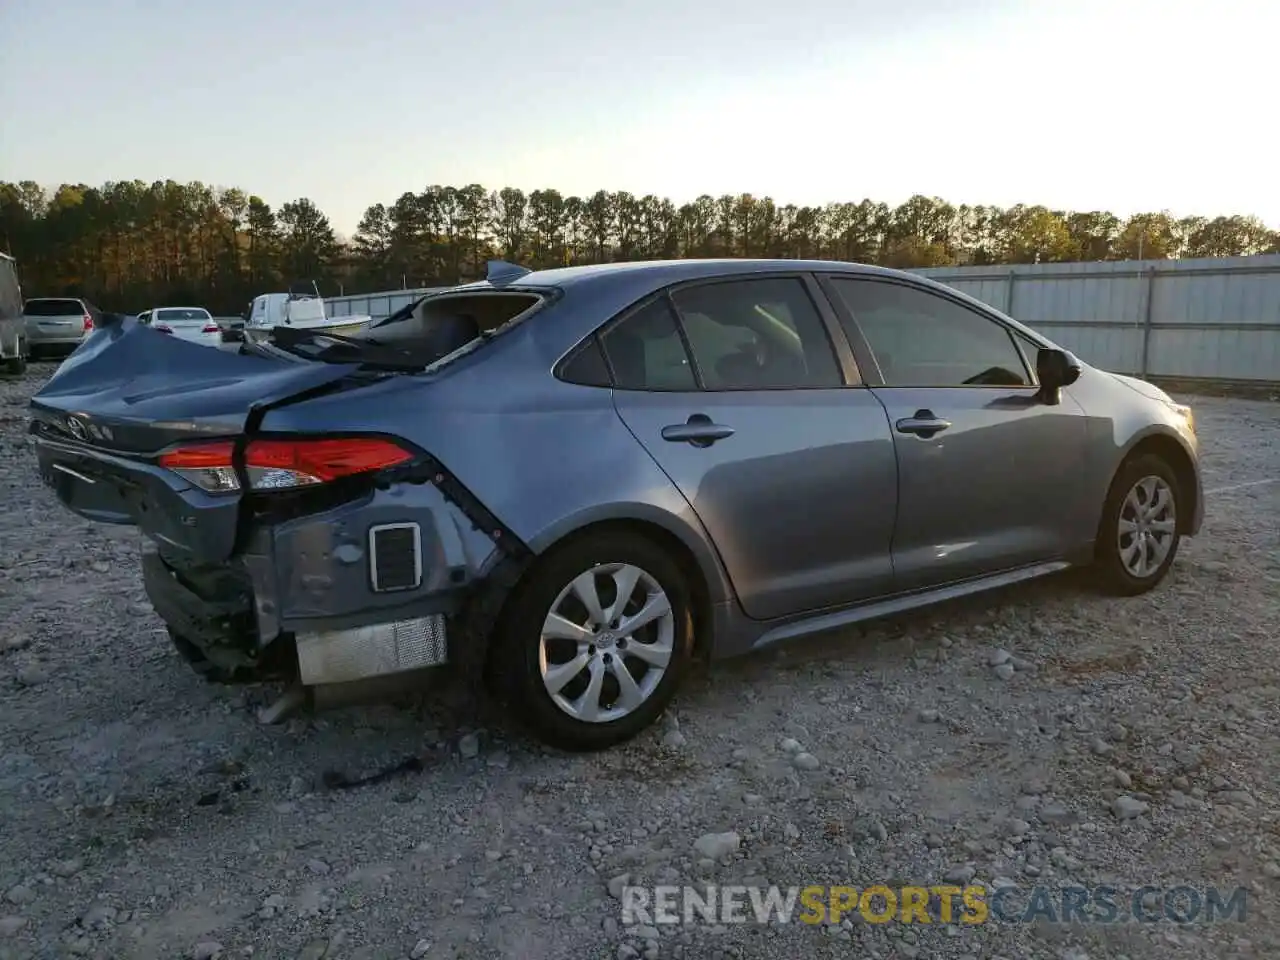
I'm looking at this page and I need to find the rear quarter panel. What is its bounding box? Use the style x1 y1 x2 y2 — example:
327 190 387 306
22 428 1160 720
258 320 735 604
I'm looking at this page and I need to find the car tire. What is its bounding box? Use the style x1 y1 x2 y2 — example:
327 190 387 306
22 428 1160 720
491 531 695 752
1094 453 1183 596
3 356 23 376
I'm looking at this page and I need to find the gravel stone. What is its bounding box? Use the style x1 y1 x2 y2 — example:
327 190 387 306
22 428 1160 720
0 917 27 937
791 752 820 771
693 832 741 861
607 873 631 899
1112 796 1150 820
3 886 34 906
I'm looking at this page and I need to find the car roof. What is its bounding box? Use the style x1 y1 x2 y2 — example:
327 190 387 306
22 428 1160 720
447 259 943 330
505 258 908 291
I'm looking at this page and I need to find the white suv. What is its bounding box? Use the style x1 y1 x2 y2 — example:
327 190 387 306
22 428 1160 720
23 297 101 359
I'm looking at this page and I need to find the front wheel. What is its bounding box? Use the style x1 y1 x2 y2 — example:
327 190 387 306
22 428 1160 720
491 531 695 752
1094 453 1182 595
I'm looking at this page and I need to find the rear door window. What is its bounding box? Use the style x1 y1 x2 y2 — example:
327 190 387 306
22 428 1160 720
669 277 843 390
600 298 697 391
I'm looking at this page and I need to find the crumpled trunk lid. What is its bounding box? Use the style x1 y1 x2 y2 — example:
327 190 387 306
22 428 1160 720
30 318 363 562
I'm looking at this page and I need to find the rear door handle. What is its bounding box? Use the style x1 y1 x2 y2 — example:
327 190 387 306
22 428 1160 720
661 414 735 447
895 409 952 438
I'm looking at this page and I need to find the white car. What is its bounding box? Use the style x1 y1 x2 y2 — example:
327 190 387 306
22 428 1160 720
138 307 222 348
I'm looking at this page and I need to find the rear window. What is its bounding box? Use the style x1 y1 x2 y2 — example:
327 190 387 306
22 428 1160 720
155 308 212 323
269 289 548 369
24 299 84 317
364 291 545 354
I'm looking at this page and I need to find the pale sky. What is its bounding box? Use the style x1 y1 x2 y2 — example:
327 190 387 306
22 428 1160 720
1 0 1276 237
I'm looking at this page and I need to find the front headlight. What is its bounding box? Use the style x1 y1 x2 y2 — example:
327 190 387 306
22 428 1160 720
1166 401 1195 433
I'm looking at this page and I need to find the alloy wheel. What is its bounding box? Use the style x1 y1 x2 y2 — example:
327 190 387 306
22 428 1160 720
538 562 675 724
1117 475 1177 578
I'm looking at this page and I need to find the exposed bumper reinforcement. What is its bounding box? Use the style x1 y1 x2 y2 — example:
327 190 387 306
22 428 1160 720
295 615 449 685
142 548 250 648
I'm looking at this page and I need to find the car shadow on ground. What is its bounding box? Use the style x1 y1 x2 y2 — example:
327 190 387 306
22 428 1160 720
269 565 1106 772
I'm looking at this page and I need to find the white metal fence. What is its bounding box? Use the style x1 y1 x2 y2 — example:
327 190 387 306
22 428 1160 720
324 287 450 321
913 254 1280 383
326 255 1280 383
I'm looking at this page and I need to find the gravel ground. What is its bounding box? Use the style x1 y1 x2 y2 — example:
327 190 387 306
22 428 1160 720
1 362 1278 960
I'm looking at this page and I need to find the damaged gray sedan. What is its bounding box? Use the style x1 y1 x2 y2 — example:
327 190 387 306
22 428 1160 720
30 258 1203 751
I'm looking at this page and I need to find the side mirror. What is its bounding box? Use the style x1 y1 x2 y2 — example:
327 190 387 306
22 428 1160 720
1035 348 1081 404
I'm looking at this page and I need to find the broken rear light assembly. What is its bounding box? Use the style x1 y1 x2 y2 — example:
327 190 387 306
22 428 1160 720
158 436 415 493
154 324 173 334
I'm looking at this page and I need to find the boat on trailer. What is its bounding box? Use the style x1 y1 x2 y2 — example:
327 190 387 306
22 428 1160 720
244 281 373 345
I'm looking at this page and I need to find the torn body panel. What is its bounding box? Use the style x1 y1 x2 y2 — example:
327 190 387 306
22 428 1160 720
31 319 530 692
30 318 364 563
140 481 507 685
265 483 503 632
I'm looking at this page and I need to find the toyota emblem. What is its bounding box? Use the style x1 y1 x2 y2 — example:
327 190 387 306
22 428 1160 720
66 417 88 441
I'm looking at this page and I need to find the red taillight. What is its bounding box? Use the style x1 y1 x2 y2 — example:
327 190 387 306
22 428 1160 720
83 313 93 331
158 437 414 492
202 324 219 333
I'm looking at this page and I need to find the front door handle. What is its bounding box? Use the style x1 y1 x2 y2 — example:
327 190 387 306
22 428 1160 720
661 414 735 447
895 409 952 438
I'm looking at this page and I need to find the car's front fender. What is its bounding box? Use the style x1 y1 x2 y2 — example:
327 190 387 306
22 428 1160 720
1067 367 1204 539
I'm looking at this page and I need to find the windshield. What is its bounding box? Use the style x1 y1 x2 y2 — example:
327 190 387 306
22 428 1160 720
24 299 84 317
155 308 211 324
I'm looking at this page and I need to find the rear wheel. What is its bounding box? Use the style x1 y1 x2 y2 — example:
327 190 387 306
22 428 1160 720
491 531 695 751
1094 453 1182 595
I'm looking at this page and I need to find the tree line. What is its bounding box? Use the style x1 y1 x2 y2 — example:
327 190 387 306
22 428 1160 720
2 178 1277 314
